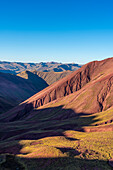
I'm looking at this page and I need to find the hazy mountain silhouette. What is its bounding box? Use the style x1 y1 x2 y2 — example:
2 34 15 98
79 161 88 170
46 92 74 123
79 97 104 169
0 61 82 74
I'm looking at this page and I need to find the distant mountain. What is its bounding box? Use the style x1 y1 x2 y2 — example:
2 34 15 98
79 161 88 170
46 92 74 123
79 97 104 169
0 72 48 114
18 70 72 85
0 61 82 74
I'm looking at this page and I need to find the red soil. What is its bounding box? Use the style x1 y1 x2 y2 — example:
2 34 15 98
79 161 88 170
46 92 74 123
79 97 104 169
1 57 113 133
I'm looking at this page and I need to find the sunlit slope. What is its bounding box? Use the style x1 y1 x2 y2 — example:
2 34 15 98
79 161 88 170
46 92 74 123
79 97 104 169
0 131 113 169
2 57 113 122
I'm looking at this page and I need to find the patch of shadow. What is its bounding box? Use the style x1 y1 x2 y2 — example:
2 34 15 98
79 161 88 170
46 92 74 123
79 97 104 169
1 154 112 170
0 144 23 155
0 154 25 170
0 105 101 141
57 147 81 157
64 136 78 141
109 159 113 168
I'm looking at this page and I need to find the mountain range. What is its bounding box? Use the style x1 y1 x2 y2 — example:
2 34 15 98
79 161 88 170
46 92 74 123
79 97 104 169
0 61 82 74
0 58 113 170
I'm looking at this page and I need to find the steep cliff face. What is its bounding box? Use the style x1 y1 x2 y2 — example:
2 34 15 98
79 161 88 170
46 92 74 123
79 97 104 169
96 75 113 111
25 61 98 107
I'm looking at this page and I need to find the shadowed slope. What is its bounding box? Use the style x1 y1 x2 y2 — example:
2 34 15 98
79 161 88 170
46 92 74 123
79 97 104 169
0 106 99 141
0 154 112 170
0 72 48 114
17 70 48 91
31 70 72 85
18 70 73 86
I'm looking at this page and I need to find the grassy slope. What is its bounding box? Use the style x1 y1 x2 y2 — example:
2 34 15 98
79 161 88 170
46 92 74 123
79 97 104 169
18 131 113 170
0 131 113 169
0 98 113 169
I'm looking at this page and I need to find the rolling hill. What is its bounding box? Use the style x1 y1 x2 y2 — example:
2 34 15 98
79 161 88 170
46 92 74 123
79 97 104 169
18 70 72 85
0 57 113 169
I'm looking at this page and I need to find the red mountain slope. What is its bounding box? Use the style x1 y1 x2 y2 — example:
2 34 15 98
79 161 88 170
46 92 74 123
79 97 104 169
1 57 113 122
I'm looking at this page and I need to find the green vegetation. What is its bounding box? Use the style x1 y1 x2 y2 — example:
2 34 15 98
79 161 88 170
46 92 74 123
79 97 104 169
0 131 113 169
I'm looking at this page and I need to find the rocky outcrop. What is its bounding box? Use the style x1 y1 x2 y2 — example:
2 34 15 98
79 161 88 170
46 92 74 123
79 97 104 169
97 75 113 112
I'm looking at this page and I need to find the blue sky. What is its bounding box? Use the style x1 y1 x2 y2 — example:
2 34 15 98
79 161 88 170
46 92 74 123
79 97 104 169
0 0 113 64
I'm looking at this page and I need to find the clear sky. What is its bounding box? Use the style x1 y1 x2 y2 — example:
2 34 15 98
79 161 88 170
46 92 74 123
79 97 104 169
0 0 113 64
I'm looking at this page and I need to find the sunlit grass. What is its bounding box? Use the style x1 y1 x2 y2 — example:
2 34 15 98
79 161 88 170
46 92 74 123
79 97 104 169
5 131 111 169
